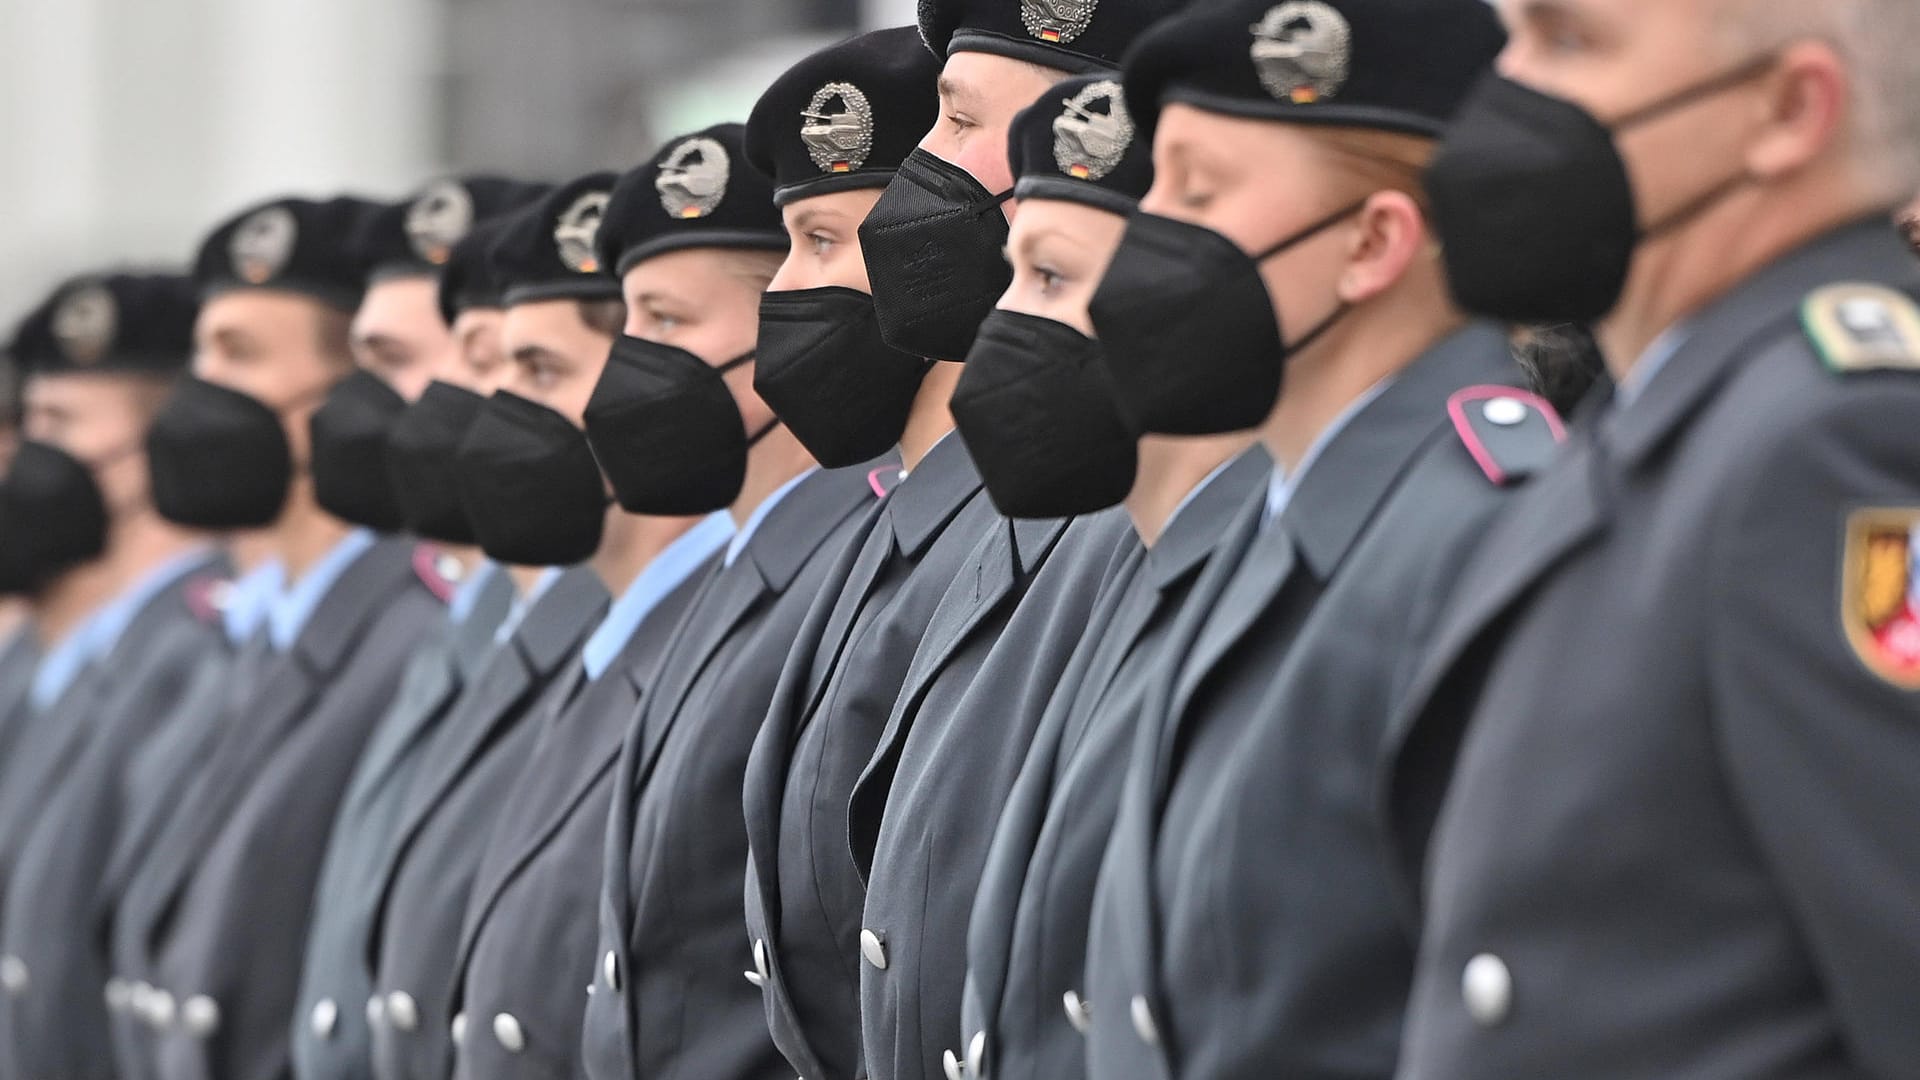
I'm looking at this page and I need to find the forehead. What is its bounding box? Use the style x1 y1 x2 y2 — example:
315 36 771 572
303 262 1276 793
353 276 442 332
784 187 885 227
195 289 323 341
1154 102 1310 159
939 50 1056 107
501 299 604 356
23 371 143 415
1011 196 1125 238
621 247 752 298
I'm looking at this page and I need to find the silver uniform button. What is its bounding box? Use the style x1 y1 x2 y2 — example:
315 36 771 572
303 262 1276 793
1129 995 1160 1047
1062 990 1092 1034
753 938 771 981
1482 397 1527 427
130 981 154 1021
1462 953 1513 1027
182 995 221 1038
105 977 130 1013
387 990 420 1033
366 994 386 1028
311 998 339 1040
451 1012 468 1045
149 990 177 1029
859 928 888 970
744 968 765 988
0 955 27 995
493 1012 526 1053
603 950 621 992
968 1030 986 1077
941 1048 965 1080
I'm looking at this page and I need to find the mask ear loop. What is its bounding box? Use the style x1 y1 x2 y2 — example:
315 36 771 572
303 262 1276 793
81 439 154 521
1250 196 1373 358
1603 53 1779 242
716 351 784 447
971 188 1017 220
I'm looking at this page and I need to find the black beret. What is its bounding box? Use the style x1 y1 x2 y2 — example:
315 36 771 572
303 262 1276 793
193 195 382 313
436 210 544 326
596 123 785 278
745 28 943 207
487 172 623 306
1122 0 1506 139
919 0 1187 74
351 176 552 283
1010 73 1153 212
8 273 198 378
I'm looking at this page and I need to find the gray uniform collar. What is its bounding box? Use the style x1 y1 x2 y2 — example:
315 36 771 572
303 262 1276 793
1144 446 1274 591
739 464 886 591
1601 217 1919 470
509 565 612 674
888 431 985 558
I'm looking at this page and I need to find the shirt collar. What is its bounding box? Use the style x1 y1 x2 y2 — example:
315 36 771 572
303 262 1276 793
27 610 103 713
1614 321 1695 407
268 529 378 652
448 559 503 626
579 512 733 681
222 559 285 646
85 547 212 663
493 565 564 644
1264 376 1396 526
726 468 818 568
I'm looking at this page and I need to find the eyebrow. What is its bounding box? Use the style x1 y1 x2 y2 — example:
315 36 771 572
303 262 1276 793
792 206 842 233
937 74 981 109
511 344 565 367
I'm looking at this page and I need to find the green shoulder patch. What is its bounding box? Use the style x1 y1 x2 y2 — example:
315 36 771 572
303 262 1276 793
1801 283 1920 374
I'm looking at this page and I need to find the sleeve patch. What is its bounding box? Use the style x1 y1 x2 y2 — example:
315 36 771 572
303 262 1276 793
1446 386 1568 487
1802 284 1920 374
1842 508 1920 690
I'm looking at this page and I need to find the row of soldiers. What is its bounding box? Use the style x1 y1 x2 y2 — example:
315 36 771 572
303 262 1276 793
2 0 1919 1077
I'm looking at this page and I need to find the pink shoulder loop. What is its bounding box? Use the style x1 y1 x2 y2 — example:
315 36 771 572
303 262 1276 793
869 465 904 499
412 544 459 604
1446 385 1568 486
184 574 230 626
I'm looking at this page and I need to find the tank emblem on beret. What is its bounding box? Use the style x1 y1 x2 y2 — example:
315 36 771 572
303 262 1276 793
802 83 876 175
1053 79 1133 181
51 284 118 366
1251 2 1352 104
1021 0 1097 44
407 180 476 266
656 137 731 220
231 207 298 285
554 190 611 274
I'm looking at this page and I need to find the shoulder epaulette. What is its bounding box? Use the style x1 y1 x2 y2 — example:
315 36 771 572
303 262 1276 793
183 574 233 626
411 544 462 604
1447 385 1567 486
1802 283 1920 374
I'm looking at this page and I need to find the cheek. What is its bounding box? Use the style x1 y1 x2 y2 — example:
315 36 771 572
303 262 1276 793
834 244 876 294
953 139 1014 198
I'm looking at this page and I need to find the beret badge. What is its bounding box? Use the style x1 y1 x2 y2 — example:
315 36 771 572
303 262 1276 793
554 190 611 274
407 180 477 266
51 284 118 366
655 137 732 220
1052 79 1133 181
801 82 876 175
1250 1 1352 104
1021 0 1098 44
230 206 298 285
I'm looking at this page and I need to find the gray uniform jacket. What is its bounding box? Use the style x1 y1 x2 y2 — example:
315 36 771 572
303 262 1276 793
365 566 608 1080
291 566 516 1080
0 552 228 1080
582 464 881 1080
0 628 40 783
447 559 712 1080
743 435 999 1080
1388 221 1920 1080
852 507 1137 1080
961 447 1271 1080
1084 324 1555 1080
119 538 445 1080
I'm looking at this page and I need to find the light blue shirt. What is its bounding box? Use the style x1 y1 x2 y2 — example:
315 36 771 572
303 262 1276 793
449 560 504 627
726 468 817 567
1615 322 1694 407
579 512 734 681
28 612 102 713
222 560 285 646
494 566 563 644
1265 378 1395 526
268 529 379 652
86 547 213 661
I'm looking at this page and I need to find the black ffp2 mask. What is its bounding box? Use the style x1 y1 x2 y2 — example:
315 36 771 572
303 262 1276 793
755 287 932 469
584 336 773 516
1424 59 1775 326
309 368 408 532
455 390 608 567
953 310 1137 519
0 440 113 595
145 377 298 530
859 148 1015 361
1088 202 1360 436
386 380 487 545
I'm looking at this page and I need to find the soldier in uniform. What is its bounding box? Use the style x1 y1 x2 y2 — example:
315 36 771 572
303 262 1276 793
1385 0 1920 1076
845 4 1194 1071
1064 1 1567 1076
578 109 883 1080
957 75 1267 1080
735 22 1013 1080
110 195 450 1080
292 178 546 1080
0 273 228 1080
434 172 733 1078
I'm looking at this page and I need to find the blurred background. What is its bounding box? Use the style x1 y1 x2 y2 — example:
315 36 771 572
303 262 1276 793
0 0 917 331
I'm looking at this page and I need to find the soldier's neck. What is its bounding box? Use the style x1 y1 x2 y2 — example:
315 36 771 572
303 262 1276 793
1261 305 1461 474
1125 434 1253 547
272 481 354 582
32 557 121 650
899 361 962 472
591 510 703 596
731 425 816 530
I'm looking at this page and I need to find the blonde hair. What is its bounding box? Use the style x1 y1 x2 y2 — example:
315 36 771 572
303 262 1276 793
1306 126 1437 213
